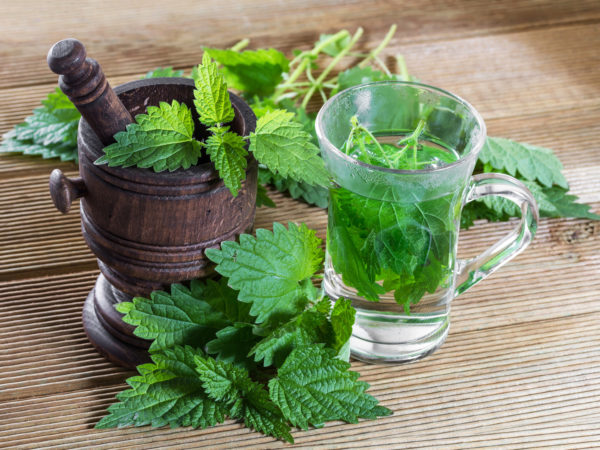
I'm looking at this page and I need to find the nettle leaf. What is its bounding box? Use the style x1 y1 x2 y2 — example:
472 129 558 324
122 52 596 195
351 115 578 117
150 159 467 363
542 186 600 219
204 48 289 97
241 386 294 444
205 127 248 196
96 100 203 172
480 179 541 217
249 109 330 187
190 278 253 324
327 214 386 301
250 305 333 368
143 67 185 78
461 198 509 228
18 109 80 145
0 88 80 163
205 323 259 370
250 327 312 368
337 66 393 91
260 166 329 209
316 32 351 57
0 131 78 162
256 183 276 208
330 298 355 354
117 282 229 352
193 53 235 127
206 222 324 325
277 99 318 144
249 96 278 120
480 179 600 221
480 137 568 188
195 354 250 405
96 346 227 429
42 87 78 111
195 354 293 443
269 344 392 430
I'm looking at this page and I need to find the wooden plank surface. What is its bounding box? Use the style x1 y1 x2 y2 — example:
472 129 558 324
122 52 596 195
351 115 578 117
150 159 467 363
1 0 600 448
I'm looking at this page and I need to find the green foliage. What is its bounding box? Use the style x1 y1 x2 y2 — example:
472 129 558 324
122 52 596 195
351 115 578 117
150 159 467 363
259 167 329 208
465 180 600 226
315 32 352 57
14 108 80 145
96 100 203 171
330 298 355 354
249 109 330 187
206 222 323 325
253 99 329 208
205 126 248 196
256 183 276 208
195 354 293 443
98 221 386 442
327 119 459 309
204 48 289 97
116 281 231 352
250 327 312 368
479 137 568 188
541 186 600 219
330 103 598 306
143 67 185 78
0 88 79 162
269 344 392 429
205 323 259 370
190 278 253 323
337 66 395 91
279 101 319 144
463 138 599 225
0 131 77 162
192 53 235 126
326 194 386 301
95 346 227 429
249 303 336 367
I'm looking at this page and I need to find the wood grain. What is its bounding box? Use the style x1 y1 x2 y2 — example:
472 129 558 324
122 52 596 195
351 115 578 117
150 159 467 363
1 0 599 447
2 0 600 90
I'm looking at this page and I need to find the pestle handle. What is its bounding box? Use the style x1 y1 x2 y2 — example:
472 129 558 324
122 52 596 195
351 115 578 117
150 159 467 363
48 39 133 146
49 169 86 214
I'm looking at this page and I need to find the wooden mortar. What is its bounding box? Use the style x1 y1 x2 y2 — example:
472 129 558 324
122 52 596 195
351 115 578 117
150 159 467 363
49 77 257 368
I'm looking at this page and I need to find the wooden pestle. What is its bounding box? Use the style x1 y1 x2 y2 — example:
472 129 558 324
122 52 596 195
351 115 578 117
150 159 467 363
47 39 133 146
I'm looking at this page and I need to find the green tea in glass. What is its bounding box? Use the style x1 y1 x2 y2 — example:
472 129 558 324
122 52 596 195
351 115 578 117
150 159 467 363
316 81 538 363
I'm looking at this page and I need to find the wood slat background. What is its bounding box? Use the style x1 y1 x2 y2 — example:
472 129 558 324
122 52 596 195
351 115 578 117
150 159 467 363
1 1 599 448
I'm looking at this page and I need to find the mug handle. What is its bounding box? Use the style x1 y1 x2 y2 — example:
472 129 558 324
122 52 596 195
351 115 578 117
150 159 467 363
455 172 539 296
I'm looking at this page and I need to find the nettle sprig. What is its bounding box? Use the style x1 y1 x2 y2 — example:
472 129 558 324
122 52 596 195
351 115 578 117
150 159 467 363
95 53 329 197
95 223 391 443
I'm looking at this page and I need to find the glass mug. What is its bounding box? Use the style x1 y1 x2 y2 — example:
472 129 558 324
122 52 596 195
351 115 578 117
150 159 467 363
315 81 538 363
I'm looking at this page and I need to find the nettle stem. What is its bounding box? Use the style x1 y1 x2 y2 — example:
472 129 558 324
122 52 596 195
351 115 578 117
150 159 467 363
394 119 427 169
374 56 392 77
274 25 401 108
345 116 392 167
396 54 410 81
230 38 250 52
359 124 392 167
312 29 351 55
358 24 397 70
276 30 351 99
301 27 364 109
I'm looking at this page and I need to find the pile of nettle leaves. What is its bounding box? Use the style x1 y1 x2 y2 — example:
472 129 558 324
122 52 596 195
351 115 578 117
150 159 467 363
2 26 598 443
95 222 390 443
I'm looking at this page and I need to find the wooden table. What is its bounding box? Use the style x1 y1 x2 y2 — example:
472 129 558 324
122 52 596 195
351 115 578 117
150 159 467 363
1 1 599 447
